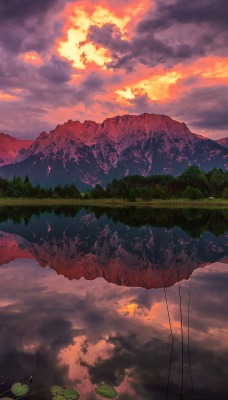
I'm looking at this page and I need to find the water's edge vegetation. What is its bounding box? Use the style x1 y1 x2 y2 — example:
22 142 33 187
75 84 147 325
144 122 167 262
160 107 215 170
0 198 228 209
0 166 227 202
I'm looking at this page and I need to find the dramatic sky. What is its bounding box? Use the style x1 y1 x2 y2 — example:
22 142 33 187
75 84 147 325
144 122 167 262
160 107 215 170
0 0 227 139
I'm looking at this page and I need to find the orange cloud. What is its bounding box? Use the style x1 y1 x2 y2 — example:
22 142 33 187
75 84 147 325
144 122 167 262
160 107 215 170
193 57 228 81
0 91 17 101
21 52 42 64
115 56 228 106
58 5 129 69
116 70 182 102
118 302 139 316
57 1 151 70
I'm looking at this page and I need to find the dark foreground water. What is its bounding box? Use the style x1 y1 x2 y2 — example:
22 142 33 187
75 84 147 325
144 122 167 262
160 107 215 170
0 207 227 400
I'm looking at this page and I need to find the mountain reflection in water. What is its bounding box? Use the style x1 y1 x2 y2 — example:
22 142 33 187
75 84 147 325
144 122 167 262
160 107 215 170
0 206 227 400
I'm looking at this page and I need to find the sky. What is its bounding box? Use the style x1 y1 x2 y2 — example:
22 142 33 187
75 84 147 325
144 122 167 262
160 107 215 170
0 0 227 140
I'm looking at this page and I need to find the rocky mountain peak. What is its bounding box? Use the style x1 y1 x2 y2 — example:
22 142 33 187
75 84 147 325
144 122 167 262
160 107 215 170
34 113 194 145
0 133 33 166
98 113 191 141
38 131 48 139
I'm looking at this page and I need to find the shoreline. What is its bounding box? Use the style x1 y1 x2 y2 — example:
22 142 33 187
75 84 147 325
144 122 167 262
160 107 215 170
0 197 227 208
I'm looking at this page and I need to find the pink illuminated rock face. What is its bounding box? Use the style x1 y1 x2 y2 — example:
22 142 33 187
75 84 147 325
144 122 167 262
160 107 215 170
0 133 33 166
22 113 197 150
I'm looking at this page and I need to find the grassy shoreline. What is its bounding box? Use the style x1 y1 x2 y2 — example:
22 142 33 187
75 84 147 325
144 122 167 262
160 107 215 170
0 197 227 208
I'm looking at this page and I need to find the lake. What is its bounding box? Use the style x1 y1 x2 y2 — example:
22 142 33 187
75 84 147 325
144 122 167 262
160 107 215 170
0 206 227 400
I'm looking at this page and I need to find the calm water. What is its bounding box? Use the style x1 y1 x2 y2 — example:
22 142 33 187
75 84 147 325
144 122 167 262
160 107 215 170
0 207 227 400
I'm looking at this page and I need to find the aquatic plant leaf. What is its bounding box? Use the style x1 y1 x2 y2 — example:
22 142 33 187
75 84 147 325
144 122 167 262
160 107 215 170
95 384 118 399
51 386 64 396
63 388 80 399
11 383 29 397
52 396 66 400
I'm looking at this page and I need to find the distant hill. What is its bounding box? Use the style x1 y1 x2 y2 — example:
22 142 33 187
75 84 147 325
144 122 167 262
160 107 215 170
0 133 33 167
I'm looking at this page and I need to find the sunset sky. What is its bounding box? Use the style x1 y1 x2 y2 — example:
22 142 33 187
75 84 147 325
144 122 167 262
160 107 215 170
0 0 227 140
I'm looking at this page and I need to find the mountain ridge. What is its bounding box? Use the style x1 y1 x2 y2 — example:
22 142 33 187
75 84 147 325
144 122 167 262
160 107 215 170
0 113 227 189
216 137 228 149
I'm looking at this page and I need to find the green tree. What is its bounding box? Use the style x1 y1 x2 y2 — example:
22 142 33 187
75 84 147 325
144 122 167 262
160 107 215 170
140 187 153 200
152 184 168 199
179 165 209 195
126 188 136 202
90 184 104 199
183 186 203 199
222 187 228 199
24 175 30 184
209 169 227 197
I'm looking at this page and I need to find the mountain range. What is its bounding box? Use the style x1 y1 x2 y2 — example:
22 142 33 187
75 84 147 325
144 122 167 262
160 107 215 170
0 113 227 189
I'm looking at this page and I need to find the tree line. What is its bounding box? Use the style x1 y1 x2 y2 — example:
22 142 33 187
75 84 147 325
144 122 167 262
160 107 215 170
0 166 227 200
0 175 81 198
87 166 228 200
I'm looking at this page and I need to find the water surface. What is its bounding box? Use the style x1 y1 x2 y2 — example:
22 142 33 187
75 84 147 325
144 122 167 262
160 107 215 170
0 207 227 400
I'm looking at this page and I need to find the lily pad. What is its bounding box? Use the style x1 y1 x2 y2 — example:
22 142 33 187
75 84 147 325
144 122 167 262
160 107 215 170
51 386 64 396
52 396 66 400
1 398 14 400
11 383 29 397
95 384 118 399
63 388 80 399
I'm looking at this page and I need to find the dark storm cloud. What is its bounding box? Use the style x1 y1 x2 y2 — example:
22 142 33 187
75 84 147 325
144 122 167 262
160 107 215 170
126 85 228 133
137 0 228 32
0 22 61 54
0 52 75 135
23 71 106 108
88 23 130 54
88 0 228 70
0 0 57 22
178 86 228 130
0 46 108 136
0 102 51 139
81 72 106 92
167 85 228 132
0 0 77 24
0 51 74 103
39 55 72 83
0 0 74 54
127 93 152 114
